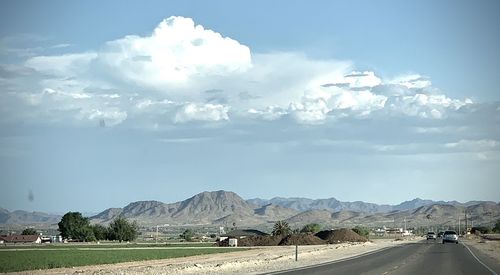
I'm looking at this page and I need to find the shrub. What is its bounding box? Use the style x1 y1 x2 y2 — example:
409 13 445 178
300 223 322 234
352 226 370 239
180 229 195 241
471 226 491 235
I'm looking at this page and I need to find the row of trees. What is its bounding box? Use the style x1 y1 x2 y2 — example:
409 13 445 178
21 228 38 235
471 219 500 234
271 219 500 238
58 212 138 242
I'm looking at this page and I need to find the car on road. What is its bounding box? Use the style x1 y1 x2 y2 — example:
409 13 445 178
437 231 444 238
442 230 458 244
426 231 437 240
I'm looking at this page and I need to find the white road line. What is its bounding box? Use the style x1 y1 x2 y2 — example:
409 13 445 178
462 242 498 275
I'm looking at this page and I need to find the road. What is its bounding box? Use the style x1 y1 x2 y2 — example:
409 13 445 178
271 240 499 275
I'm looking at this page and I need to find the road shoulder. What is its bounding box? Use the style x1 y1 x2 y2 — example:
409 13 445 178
461 237 500 274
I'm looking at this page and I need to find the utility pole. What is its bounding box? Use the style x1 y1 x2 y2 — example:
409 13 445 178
458 216 461 235
295 245 298 261
465 211 468 235
156 225 159 244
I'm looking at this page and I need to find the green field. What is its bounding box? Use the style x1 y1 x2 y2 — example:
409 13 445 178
0 247 246 273
0 242 216 250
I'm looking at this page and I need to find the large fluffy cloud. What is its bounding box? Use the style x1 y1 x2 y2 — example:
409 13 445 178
97 16 252 88
0 16 479 128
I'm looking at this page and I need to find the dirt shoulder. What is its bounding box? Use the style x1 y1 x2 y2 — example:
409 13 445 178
462 235 500 264
9 237 422 275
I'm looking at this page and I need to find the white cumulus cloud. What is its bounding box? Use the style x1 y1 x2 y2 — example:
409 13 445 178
174 102 229 123
1 16 479 127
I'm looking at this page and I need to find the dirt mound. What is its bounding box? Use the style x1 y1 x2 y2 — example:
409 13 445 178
219 233 327 246
237 235 283 246
315 228 367 243
278 233 326 245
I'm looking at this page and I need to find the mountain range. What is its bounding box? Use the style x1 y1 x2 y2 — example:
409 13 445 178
0 207 61 225
1 191 498 228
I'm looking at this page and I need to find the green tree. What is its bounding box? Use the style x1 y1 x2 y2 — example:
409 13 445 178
58 212 95 241
494 219 500 233
272 220 291 236
108 217 138 242
352 226 370 239
300 223 322 234
91 224 108 240
180 229 194 241
21 228 37 235
471 226 491 234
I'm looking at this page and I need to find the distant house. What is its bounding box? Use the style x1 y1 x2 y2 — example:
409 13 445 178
0 235 42 244
218 229 269 247
220 229 268 240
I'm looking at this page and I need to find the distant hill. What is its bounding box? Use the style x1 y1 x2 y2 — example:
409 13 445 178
248 196 497 214
89 191 498 228
248 197 393 213
3 191 498 228
0 208 61 225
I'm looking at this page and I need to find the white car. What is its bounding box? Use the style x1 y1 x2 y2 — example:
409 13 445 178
442 230 458 244
426 231 436 240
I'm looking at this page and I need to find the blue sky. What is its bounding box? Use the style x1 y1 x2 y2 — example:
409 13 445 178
1 0 499 213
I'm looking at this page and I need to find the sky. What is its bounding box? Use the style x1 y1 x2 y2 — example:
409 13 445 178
1 0 499 213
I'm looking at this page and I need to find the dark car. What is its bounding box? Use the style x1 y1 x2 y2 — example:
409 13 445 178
442 230 458 244
437 231 444 238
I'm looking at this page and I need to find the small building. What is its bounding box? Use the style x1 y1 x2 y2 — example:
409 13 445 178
219 229 268 241
50 235 63 243
218 229 268 247
0 235 42 244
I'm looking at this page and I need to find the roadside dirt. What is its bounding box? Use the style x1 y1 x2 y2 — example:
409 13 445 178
462 235 500 264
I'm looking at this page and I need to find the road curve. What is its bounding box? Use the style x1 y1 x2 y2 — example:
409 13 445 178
269 241 499 275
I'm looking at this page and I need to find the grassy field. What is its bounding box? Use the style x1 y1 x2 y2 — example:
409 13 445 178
0 242 216 250
0 247 246 273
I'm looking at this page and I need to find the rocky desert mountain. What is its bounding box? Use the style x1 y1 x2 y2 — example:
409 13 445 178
91 190 298 226
2 191 498 228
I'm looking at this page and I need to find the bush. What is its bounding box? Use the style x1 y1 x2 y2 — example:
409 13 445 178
494 219 500 233
471 226 491 235
91 224 108 241
352 226 370 239
21 228 37 235
300 223 322 234
180 229 194 241
107 217 138 242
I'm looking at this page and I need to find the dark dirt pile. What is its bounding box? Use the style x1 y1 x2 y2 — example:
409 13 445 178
236 235 283 246
315 228 368 243
218 228 367 246
218 233 325 246
278 233 326 245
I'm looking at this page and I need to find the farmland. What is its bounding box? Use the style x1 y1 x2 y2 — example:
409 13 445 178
0 245 246 273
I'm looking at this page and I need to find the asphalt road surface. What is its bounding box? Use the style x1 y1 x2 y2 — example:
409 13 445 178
271 240 499 275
